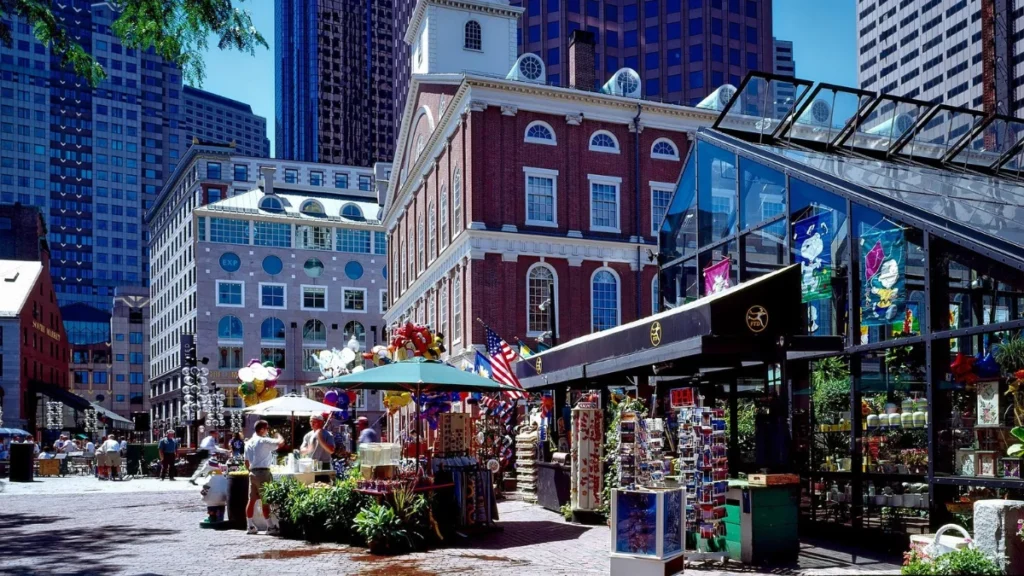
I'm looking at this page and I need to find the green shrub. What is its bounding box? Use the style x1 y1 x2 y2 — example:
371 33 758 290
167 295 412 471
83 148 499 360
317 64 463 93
260 477 303 538
902 548 1003 576
354 502 412 555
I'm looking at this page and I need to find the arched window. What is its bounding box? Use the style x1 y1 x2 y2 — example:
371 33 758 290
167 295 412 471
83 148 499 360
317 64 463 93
428 201 436 262
452 272 462 343
261 317 285 341
415 134 425 159
651 138 680 160
407 232 415 286
218 315 243 340
652 275 660 314
343 321 365 349
591 269 620 333
341 203 363 220
400 240 407 290
427 290 436 332
259 196 284 212
527 264 556 335
302 319 326 344
524 121 556 145
464 20 482 50
300 200 325 216
589 130 620 153
439 185 449 249
417 215 425 273
452 168 463 236
439 279 449 338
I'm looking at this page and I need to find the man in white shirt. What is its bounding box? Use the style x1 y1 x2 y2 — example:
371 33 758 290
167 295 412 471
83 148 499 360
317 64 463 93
83 440 95 456
100 434 122 480
299 414 335 467
190 431 231 484
119 438 127 453
244 420 284 535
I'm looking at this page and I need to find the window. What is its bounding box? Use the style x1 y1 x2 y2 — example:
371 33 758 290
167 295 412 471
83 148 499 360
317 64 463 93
302 286 327 310
254 222 291 247
439 281 449 338
209 218 249 244
337 228 371 253
219 347 242 369
335 173 349 189
302 319 327 370
296 225 331 250
344 261 363 280
309 171 324 186
428 201 436 261
464 20 482 50
217 281 243 307
525 168 558 226
524 121 556 145
374 231 387 255
452 273 462 343
380 289 389 313
652 275 660 314
233 164 248 181
343 321 365 349
260 283 286 309
300 200 325 216
218 315 243 340
651 185 673 235
417 216 425 273
341 203 363 220
207 162 221 179
261 317 285 341
452 168 463 236
527 264 556 335
343 288 367 312
259 196 284 212
358 175 372 191
589 175 621 232
591 269 619 332
589 130 620 153
129 353 144 365
129 332 143 344
284 168 298 183
261 348 285 369
652 138 679 160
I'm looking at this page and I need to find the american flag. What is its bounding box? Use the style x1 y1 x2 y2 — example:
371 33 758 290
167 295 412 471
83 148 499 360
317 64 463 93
485 326 526 400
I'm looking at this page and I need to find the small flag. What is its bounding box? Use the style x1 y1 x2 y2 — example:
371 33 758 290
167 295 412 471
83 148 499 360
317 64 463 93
485 326 526 400
536 341 551 352
516 339 535 359
474 351 493 379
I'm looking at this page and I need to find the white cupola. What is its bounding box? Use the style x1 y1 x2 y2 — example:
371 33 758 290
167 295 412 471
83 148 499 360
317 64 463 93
404 0 523 78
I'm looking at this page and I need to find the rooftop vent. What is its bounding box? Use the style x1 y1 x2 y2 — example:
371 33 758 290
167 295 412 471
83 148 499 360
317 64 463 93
600 68 642 99
866 113 915 138
798 99 833 127
4 271 19 282
507 53 546 84
696 84 737 111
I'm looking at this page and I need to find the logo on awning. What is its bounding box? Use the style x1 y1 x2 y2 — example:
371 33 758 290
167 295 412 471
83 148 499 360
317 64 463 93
650 321 663 347
746 306 768 333
535 357 543 374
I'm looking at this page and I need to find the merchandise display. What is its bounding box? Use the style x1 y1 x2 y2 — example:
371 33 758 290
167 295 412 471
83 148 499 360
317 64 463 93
516 428 539 496
677 390 729 555
571 406 603 512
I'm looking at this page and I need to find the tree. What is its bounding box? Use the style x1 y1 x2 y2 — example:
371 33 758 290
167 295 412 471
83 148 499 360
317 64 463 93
0 0 267 86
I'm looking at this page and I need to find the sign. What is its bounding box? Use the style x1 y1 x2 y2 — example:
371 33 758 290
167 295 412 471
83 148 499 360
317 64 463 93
32 320 61 342
860 227 906 327
793 212 833 303
670 387 695 408
746 305 769 333
649 321 663 347
219 252 241 272
534 357 543 375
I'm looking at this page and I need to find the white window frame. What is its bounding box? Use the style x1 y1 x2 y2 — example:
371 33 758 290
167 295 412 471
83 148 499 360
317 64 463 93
652 274 660 315
523 166 559 228
525 262 558 338
588 174 622 233
590 267 622 333
650 181 675 236
588 130 620 153
300 284 328 311
258 282 287 310
452 271 462 345
342 287 368 313
215 280 245 308
651 138 680 161
379 289 389 314
524 120 556 145
260 317 286 345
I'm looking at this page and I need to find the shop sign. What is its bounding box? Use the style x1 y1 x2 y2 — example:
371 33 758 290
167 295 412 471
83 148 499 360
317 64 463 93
208 370 238 381
669 387 694 408
745 305 768 333
649 321 662 347
32 320 61 342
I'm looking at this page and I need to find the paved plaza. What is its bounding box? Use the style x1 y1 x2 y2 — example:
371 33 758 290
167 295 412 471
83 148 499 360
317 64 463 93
0 478 901 576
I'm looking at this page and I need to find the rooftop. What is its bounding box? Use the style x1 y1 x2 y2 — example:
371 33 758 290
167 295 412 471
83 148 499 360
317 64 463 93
183 85 261 117
0 260 42 317
195 185 384 227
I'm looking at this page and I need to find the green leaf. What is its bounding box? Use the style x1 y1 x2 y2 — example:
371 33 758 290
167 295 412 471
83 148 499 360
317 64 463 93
1012 427 1024 443
1008 443 1024 457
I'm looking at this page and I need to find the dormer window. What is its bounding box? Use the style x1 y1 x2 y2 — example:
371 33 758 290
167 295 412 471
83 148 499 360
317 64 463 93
259 196 284 213
341 203 364 220
300 200 325 217
464 21 482 51
524 121 556 145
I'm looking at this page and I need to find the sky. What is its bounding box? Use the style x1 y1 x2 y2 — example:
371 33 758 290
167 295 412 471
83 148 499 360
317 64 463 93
195 0 856 159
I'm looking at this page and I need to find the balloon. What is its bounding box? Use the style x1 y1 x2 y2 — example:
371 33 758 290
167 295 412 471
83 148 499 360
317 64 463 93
262 360 276 368
258 387 278 402
347 391 358 404
252 364 270 382
340 348 356 365
339 409 349 420
254 380 266 395
237 367 254 383
352 366 365 373
337 392 350 408
243 393 258 406
324 390 339 406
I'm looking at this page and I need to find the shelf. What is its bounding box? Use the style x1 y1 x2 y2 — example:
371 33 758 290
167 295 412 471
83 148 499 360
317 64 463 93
808 471 927 482
932 475 1024 489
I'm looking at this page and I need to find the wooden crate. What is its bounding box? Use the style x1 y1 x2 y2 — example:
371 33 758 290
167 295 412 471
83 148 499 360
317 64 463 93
38 458 60 477
747 473 800 486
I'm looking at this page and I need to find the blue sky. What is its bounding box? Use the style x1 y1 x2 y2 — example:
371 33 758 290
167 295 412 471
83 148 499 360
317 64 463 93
195 0 855 158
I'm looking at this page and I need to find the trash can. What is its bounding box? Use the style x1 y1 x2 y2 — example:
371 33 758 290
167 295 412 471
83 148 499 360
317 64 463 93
226 472 250 530
9 443 34 482
126 444 144 476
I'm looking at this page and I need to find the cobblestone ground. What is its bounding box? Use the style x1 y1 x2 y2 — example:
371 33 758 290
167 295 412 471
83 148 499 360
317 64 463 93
0 478 902 576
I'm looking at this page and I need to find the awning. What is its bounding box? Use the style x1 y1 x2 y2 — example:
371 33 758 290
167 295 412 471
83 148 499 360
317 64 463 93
31 382 92 411
515 265 842 388
90 403 134 430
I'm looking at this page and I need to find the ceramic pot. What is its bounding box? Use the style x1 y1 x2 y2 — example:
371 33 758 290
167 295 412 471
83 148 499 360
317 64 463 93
874 495 888 506
867 414 880 429
888 413 901 427
890 494 904 507
901 413 914 428
913 410 926 429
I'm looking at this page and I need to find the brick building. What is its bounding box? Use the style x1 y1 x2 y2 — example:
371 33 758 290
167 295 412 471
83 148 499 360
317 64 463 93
384 0 717 360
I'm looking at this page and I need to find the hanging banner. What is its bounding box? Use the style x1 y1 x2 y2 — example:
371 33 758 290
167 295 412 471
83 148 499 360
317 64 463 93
860 228 906 327
703 257 732 295
793 212 833 303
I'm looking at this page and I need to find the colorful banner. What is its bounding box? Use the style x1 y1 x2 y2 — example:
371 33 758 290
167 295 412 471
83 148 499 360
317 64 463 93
860 228 906 327
703 257 731 295
793 212 833 303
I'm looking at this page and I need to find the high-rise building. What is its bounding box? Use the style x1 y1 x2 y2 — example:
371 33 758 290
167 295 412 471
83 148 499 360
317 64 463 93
772 38 795 119
275 0 396 166
856 0 1013 116
182 86 270 158
0 3 186 314
393 0 774 118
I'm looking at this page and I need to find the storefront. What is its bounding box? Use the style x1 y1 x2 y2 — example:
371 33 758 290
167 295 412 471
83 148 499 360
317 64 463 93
516 73 1024 550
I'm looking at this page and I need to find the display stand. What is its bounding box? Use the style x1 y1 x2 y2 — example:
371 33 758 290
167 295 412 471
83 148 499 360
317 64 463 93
609 488 685 576
515 428 538 500
570 405 603 523
677 390 729 565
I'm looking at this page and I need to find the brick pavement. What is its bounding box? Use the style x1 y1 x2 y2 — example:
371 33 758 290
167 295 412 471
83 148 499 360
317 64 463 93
0 480 901 576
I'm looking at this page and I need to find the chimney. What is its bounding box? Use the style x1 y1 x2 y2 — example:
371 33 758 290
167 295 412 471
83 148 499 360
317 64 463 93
260 166 276 196
569 30 596 91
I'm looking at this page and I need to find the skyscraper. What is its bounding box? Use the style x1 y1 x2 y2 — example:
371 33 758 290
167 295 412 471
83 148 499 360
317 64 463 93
182 86 270 158
275 0 396 166
772 38 795 118
392 0 774 117
0 3 186 313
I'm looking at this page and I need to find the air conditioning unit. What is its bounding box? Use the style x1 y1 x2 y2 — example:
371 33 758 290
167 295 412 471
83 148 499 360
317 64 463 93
507 53 546 84
600 68 642 99
798 99 833 127
696 84 737 111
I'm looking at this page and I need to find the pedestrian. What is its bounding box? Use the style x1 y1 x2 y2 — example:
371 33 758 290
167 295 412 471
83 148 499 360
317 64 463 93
119 437 127 454
243 420 284 535
300 414 335 470
190 430 230 485
230 432 244 457
101 434 121 480
356 416 379 445
83 438 95 456
158 431 178 480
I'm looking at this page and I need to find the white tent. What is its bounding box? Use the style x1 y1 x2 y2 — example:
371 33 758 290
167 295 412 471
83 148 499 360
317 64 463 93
241 394 338 417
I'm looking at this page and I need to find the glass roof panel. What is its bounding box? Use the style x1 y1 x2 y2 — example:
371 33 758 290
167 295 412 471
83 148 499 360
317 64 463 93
843 97 930 153
714 76 809 141
778 86 871 145
948 117 1024 168
762 145 1024 250
894 107 986 161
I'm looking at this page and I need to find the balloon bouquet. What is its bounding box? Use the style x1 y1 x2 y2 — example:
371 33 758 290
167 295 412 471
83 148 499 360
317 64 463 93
374 322 447 421
237 360 282 407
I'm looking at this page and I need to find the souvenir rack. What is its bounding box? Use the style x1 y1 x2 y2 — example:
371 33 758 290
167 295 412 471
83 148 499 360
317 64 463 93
677 391 729 563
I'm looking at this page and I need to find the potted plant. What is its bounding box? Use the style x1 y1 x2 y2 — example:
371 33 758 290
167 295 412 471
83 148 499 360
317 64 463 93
997 335 1024 457
354 502 412 555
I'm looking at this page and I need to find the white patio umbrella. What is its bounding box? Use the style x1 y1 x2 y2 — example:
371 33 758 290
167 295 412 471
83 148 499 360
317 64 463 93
241 394 340 446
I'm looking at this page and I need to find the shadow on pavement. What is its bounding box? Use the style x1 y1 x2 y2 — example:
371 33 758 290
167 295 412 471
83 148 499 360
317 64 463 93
457 519 590 550
0 512 180 576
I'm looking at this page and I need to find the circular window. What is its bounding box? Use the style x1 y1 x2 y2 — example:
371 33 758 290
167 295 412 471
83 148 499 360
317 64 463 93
219 252 241 272
344 261 364 280
382 265 387 279
303 257 324 278
262 255 283 275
